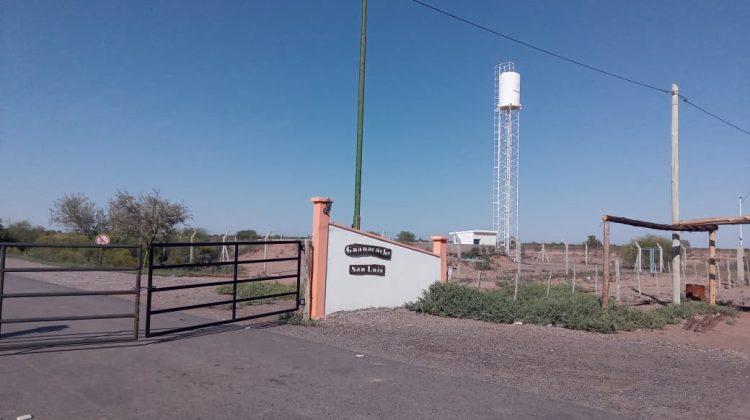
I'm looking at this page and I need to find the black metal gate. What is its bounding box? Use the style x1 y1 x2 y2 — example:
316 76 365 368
145 240 302 337
0 243 142 350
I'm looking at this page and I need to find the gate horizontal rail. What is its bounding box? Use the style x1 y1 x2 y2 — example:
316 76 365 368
151 273 298 293
0 243 142 349
152 256 297 271
146 240 303 337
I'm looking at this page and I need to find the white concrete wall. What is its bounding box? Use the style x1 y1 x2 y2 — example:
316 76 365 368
453 231 496 246
325 224 440 314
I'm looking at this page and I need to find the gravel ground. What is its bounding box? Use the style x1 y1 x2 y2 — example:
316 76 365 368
276 308 750 419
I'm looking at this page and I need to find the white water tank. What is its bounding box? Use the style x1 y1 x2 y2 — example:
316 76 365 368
498 71 521 108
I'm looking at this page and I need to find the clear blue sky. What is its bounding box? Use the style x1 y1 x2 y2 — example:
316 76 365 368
1 0 748 247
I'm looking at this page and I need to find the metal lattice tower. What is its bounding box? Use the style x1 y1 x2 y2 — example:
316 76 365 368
493 62 521 261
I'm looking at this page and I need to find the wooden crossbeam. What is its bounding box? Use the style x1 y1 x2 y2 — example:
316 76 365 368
601 215 717 232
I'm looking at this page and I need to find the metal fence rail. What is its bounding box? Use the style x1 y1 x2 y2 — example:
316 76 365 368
145 240 302 337
0 243 142 350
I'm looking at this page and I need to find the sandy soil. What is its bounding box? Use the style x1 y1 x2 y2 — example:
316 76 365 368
450 245 750 307
277 308 750 420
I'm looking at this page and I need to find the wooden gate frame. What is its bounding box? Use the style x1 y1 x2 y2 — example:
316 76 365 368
600 214 750 311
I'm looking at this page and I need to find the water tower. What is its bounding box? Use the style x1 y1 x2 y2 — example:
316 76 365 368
494 61 521 261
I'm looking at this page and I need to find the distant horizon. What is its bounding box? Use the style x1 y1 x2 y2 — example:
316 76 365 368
4 213 748 251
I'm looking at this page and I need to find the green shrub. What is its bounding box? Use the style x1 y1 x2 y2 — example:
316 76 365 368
6 221 46 243
461 247 482 259
407 282 736 334
7 232 138 269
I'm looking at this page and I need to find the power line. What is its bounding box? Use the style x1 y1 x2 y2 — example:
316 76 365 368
410 0 750 137
679 95 750 136
410 0 668 93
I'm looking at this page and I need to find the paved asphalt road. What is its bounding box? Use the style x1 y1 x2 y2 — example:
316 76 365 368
0 274 626 419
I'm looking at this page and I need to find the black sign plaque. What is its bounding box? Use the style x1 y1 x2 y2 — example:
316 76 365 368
349 264 386 276
344 243 392 261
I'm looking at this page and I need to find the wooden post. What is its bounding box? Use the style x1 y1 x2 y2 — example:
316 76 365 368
708 229 717 305
602 221 610 312
546 271 552 298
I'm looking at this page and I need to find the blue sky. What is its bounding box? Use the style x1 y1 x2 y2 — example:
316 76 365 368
1 0 748 247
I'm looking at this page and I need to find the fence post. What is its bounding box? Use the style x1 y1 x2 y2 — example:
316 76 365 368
708 229 717 305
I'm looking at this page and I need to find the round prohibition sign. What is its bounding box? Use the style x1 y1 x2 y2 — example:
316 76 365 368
95 234 111 245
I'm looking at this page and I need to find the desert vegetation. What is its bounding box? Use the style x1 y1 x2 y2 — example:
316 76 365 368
408 282 736 333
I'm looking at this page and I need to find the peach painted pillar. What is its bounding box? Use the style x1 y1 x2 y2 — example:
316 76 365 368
309 197 333 319
431 236 448 283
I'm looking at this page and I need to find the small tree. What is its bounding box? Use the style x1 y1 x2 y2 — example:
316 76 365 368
49 193 107 237
108 191 191 261
622 234 672 266
583 235 603 249
0 218 8 241
236 229 259 240
396 231 416 243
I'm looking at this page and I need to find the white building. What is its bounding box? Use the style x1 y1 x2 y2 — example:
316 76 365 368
449 230 497 246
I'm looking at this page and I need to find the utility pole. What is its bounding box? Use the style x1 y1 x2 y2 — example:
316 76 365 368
671 83 681 305
352 0 368 230
740 190 749 247
739 190 749 285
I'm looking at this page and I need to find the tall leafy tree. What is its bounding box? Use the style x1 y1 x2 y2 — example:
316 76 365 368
108 191 190 258
49 193 107 237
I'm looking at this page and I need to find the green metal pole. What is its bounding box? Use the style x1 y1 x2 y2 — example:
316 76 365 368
353 0 367 230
